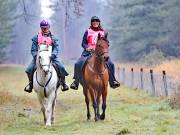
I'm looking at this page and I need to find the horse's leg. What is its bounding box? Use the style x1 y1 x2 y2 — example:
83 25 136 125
96 90 101 119
45 102 53 126
41 107 46 124
37 95 46 124
83 87 91 120
45 92 55 126
89 88 99 121
51 90 57 124
100 87 107 120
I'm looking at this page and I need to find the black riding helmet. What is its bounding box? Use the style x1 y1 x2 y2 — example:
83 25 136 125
91 16 100 22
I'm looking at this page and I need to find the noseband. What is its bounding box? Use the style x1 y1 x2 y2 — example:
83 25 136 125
95 51 109 59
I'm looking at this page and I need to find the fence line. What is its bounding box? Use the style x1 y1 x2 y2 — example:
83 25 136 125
116 66 180 97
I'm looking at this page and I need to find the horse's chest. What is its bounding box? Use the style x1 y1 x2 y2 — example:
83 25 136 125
89 75 103 85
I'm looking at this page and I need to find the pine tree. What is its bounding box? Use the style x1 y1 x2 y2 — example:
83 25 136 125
0 0 18 63
107 0 180 62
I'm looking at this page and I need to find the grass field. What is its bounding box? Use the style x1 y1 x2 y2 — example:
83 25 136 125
0 65 180 135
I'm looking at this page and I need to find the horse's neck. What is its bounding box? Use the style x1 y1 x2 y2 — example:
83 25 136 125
90 55 105 73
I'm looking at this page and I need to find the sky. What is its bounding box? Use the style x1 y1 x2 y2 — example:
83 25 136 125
40 0 54 20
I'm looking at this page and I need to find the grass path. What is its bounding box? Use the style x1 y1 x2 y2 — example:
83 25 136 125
0 66 180 135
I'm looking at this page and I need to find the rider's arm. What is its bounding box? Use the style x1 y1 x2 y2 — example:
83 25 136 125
81 30 88 49
52 37 59 59
31 36 38 59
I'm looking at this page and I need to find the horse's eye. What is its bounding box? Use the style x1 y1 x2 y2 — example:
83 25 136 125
98 44 101 47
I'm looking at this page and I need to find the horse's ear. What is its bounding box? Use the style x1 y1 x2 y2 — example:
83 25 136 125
98 33 101 40
105 32 108 39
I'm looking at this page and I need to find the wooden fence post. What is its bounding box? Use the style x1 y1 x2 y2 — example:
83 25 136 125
117 67 120 81
131 68 134 88
140 68 144 89
162 70 168 96
122 68 125 84
150 69 155 96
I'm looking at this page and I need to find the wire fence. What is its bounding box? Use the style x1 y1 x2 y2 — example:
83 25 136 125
116 66 180 97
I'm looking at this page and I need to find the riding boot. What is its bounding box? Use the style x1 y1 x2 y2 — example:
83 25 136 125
106 61 120 89
109 73 120 89
24 73 33 93
70 79 79 90
110 80 120 89
60 76 69 91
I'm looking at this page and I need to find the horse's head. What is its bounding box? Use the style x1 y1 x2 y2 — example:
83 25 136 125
37 44 52 74
95 33 109 62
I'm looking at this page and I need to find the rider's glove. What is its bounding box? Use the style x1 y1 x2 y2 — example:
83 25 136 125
51 54 56 60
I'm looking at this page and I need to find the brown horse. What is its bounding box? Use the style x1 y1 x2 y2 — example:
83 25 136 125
82 33 109 121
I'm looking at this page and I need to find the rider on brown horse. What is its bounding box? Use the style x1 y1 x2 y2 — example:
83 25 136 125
70 16 120 90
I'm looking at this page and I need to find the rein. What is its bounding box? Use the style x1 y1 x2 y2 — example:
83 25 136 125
87 51 107 75
87 61 107 75
36 70 53 97
95 51 108 58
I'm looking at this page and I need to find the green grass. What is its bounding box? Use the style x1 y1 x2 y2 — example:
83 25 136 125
0 65 180 135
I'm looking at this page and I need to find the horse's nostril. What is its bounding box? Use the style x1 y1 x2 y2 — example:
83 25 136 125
104 56 109 61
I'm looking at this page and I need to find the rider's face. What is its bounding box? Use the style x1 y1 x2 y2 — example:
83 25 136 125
41 27 49 33
91 20 100 28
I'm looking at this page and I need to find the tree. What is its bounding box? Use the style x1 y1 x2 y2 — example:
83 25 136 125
0 0 18 63
9 0 41 64
106 0 180 62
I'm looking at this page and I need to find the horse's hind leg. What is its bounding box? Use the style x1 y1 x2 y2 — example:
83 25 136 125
83 87 91 120
100 88 107 120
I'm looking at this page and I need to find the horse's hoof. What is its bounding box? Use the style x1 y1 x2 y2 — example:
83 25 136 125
95 117 99 122
100 114 105 120
45 123 51 127
87 117 91 121
51 118 54 124
87 114 91 120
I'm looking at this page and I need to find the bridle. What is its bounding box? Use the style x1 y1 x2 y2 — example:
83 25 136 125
36 49 53 97
87 38 109 75
38 50 52 74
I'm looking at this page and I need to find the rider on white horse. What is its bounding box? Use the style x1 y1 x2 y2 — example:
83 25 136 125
24 20 69 93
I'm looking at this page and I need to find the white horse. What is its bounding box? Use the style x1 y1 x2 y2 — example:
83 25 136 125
33 44 58 126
